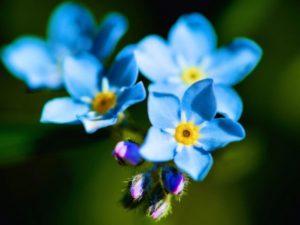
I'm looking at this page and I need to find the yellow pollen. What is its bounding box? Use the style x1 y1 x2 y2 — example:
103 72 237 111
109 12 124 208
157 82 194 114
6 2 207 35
92 91 116 114
181 67 205 85
174 122 200 146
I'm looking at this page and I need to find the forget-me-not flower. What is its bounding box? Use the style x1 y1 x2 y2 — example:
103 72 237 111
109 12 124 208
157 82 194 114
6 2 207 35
140 79 245 181
40 47 146 133
135 13 262 121
1 2 128 89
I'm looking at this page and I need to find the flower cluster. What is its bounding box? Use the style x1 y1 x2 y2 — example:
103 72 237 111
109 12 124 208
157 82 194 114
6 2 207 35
113 13 261 220
113 80 246 220
2 2 145 133
1 2 262 221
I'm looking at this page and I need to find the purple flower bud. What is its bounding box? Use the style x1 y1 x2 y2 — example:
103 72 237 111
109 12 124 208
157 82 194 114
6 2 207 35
162 167 185 195
113 141 143 166
130 173 151 201
148 197 171 220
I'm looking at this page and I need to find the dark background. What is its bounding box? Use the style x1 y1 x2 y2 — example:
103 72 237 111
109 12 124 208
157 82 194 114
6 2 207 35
0 0 299 224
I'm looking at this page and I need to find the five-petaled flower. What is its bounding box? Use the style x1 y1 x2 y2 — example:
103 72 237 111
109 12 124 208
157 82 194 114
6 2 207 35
135 13 262 121
40 47 146 133
140 79 245 181
1 2 128 89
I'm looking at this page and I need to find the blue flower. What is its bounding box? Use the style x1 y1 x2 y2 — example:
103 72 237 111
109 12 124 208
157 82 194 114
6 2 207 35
135 13 262 121
140 79 245 181
40 47 146 133
1 2 128 89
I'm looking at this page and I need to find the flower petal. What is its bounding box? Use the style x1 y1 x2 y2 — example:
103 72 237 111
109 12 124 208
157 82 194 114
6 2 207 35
149 82 187 99
47 2 95 53
140 127 176 162
40 97 89 124
214 84 243 121
182 79 216 123
168 13 217 63
106 46 138 88
205 38 262 85
198 118 246 151
92 13 128 61
79 116 118 134
174 147 213 181
147 91 181 129
1 36 62 89
113 82 146 115
63 53 102 100
135 35 179 82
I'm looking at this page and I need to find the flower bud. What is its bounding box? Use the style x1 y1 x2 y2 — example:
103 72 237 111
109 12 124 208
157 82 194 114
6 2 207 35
148 196 171 220
130 173 151 201
162 167 185 195
113 141 143 166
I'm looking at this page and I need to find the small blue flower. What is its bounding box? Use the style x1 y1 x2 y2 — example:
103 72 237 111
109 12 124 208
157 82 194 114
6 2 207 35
140 79 245 181
1 2 128 89
40 47 146 133
135 13 262 121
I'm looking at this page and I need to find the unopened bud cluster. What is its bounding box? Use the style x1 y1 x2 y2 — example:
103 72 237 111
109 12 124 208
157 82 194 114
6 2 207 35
113 140 187 221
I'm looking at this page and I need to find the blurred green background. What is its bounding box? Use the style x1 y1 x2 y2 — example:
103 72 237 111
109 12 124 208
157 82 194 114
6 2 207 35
0 0 299 224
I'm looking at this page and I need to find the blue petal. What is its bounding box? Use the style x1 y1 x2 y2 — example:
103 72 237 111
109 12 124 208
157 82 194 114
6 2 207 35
40 97 89 124
92 13 128 61
140 127 176 162
181 79 216 123
214 84 243 121
135 35 179 82
148 92 181 129
115 44 136 59
113 82 146 115
168 13 217 64
79 116 118 134
198 118 246 151
63 53 102 100
174 147 213 181
205 38 262 85
106 46 138 88
1 36 62 89
149 82 186 100
48 2 95 54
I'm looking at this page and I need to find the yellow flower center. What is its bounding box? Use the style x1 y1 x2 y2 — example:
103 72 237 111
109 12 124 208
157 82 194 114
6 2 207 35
181 67 205 85
92 91 116 114
174 122 200 146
